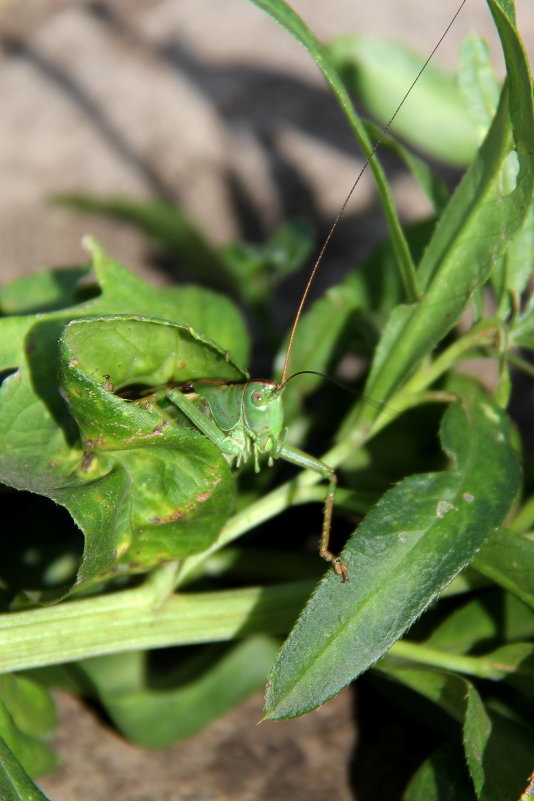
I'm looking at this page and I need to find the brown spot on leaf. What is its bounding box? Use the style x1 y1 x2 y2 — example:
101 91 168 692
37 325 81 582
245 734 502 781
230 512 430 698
124 419 170 444
100 374 115 392
69 358 79 368
84 435 106 449
149 508 186 524
81 452 94 472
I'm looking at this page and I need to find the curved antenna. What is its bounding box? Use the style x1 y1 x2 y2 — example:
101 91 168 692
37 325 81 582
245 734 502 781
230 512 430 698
279 369 395 415
280 0 468 385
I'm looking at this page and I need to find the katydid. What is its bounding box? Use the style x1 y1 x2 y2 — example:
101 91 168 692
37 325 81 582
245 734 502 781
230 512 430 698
140 0 470 582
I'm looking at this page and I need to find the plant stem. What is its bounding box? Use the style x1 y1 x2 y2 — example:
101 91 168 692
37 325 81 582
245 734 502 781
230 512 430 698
388 640 518 679
0 581 311 674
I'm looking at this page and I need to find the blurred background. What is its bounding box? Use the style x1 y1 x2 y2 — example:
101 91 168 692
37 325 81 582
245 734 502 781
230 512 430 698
0 1 532 799
1 0 531 284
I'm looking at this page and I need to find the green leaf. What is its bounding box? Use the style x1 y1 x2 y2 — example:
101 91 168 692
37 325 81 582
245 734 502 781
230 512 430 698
473 528 534 609
349 0 534 429
55 194 226 286
464 683 534 801
57 196 316 312
384 664 534 800
404 741 476 801
221 218 315 308
0 266 90 315
0 677 56 741
277 217 440 428
0 676 58 778
78 636 279 747
378 665 468 723
457 34 501 135
329 35 480 166
53 316 242 578
265 395 520 718
249 0 419 301
0 737 52 801
83 238 250 368
275 271 370 420
363 120 449 213
0 241 250 590
423 591 534 654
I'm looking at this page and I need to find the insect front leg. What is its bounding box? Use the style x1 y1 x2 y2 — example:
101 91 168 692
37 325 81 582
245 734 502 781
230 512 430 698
159 389 243 461
276 442 348 582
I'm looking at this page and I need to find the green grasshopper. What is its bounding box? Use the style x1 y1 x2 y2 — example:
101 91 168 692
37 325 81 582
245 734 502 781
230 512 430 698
152 374 346 578
136 0 470 582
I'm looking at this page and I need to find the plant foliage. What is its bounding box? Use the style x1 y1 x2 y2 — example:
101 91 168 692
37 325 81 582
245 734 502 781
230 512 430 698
0 0 533 797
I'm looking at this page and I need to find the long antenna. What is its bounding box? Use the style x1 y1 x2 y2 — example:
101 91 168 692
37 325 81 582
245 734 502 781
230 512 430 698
280 0 469 385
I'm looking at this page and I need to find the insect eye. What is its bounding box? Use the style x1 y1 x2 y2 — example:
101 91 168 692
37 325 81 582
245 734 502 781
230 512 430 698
251 390 264 406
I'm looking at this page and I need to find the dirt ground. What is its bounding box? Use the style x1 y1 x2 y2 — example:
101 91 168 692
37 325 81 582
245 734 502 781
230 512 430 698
0 1 532 799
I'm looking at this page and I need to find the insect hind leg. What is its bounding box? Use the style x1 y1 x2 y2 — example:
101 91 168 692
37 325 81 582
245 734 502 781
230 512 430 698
276 442 349 582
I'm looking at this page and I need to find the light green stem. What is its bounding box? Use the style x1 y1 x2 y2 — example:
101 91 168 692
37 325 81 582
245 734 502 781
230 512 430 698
388 640 510 679
0 581 311 674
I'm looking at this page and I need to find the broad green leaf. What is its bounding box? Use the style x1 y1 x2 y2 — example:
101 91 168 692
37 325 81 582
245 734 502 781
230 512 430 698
59 315 246 445
265 395 520 718
55 315 242 576
473 527 534 609
0 676 58 778
0 737 52 801
329 35 480 166
78 636 278 747
404 741 476 801
349 0 534 430
0 317 45 372
464 683 534 801
84 238 250 368
0 266 90 315
0 241 250 590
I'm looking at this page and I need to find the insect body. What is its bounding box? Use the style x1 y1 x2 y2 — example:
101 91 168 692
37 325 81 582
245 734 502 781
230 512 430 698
155 379 347 581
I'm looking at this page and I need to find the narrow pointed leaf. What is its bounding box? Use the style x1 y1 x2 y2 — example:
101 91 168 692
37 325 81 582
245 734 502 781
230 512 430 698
464 683 534 801
351 0 534 428
265 395 520 718
0 738 52 801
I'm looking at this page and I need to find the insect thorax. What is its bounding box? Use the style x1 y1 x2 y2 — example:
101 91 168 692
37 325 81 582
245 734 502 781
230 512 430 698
195 379 285 472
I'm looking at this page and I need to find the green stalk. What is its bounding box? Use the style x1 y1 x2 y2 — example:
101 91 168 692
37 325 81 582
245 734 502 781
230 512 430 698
388 640 520 680
0 581 311 674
